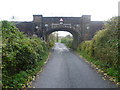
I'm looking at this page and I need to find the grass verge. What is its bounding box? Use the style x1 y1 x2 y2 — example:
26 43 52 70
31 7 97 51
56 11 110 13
77 51 120 87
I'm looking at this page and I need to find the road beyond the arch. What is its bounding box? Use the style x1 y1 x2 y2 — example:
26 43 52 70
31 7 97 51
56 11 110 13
32 43 116 88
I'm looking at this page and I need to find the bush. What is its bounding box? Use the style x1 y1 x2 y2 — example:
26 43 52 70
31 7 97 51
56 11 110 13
77 17 120 81
78 41 93 57
2 21 49 88
92 17 119 69
61 35 73 48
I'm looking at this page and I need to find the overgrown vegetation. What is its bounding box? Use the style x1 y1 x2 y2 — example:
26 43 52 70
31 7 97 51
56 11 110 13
47 33 56 49
61 35 73 48
77 17 120 83
2 21 50 88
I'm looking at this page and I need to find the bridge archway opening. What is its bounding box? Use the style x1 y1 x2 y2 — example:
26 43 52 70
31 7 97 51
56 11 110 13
48 31 73 47
45 28 80 49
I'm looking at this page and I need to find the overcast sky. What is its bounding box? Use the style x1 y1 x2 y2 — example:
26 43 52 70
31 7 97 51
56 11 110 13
0 0 119 36
0 0 119 21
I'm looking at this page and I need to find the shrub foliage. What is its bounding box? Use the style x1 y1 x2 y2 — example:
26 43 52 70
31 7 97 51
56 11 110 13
77 17 120 81
2 21 49 88
61 35 73 48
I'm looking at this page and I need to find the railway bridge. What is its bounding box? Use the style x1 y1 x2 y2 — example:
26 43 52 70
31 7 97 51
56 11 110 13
16 15 104 49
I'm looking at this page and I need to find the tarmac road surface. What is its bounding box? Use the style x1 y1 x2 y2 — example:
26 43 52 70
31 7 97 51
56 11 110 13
32 43 116 88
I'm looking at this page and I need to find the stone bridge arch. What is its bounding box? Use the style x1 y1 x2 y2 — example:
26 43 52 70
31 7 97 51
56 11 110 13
45 27 81 49
15 15 104 49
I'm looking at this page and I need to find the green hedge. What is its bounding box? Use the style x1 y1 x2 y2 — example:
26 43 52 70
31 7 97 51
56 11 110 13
61 36 73 48
2 21 49 88
77 17 120 82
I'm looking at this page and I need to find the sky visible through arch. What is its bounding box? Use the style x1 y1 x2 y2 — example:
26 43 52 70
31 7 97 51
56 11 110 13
0 0 119 36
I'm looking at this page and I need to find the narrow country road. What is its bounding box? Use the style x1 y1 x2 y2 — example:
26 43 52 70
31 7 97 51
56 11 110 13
32 43 116 88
